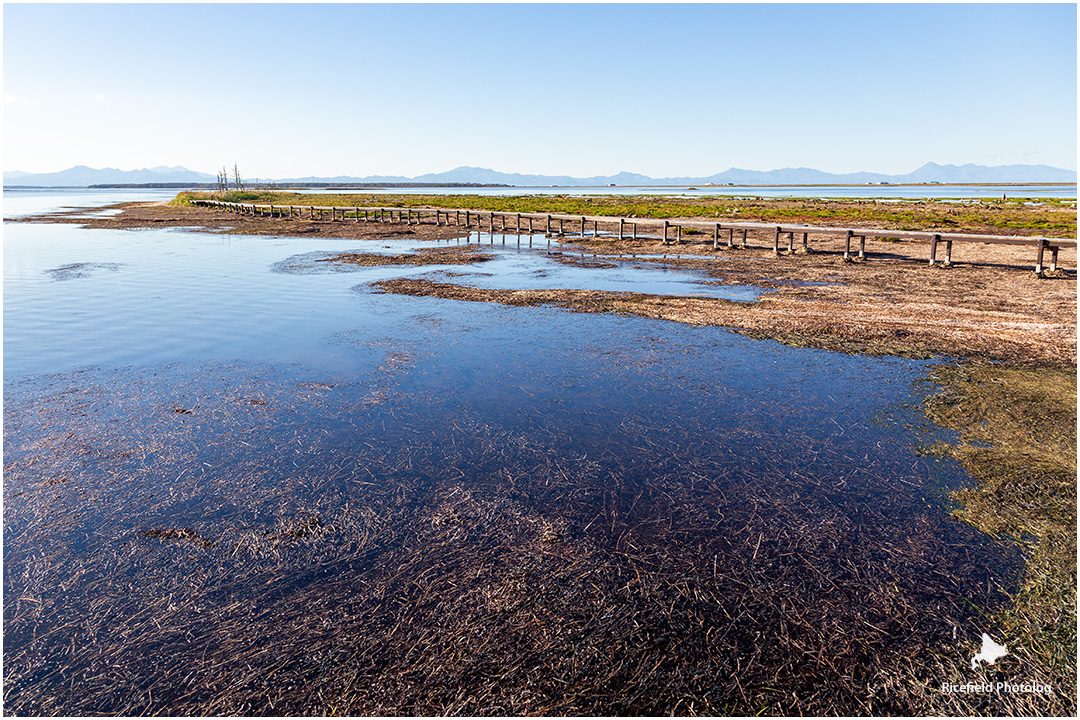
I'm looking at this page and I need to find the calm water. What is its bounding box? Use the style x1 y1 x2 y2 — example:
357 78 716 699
3 191 1021 714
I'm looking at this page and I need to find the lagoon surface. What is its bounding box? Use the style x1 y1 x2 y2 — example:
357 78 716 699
3 191 1019 714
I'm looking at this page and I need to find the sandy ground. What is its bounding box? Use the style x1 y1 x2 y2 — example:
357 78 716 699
16 200 1076 365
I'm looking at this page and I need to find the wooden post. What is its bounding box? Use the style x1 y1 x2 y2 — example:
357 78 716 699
677 225 682 243
662 220 670 245
773 227 782 254
559 218 564 235
844 230 853 260
727 228 734 248
619 218 625 240
546 215 552 234
489 212 494 233
633 223 638 241
580 217 586 237
788 232 795 252
858 235 866 259
929 234 940 265
741 229 748 247
528 216 534 233
516 213 521 233
713 224 719 249
1035 238 1046 274
1051 245 1059 272
802 232 809 253
944 239 952 265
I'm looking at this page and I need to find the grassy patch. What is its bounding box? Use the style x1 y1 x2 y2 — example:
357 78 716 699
923 362 1076 713
167 191 197 207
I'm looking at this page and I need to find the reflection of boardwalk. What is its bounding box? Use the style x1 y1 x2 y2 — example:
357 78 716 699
193 199 1076 274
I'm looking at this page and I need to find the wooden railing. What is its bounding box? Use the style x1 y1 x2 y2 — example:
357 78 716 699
190 200 1075 274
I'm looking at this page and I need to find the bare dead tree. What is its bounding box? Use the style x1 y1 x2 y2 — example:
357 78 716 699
233 163 244 192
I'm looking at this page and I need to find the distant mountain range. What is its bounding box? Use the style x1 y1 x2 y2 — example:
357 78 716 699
4 162 1076 187
4 165 216 186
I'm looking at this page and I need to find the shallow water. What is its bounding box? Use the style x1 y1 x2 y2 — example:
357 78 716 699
3 192 1022 715
3 223 763 377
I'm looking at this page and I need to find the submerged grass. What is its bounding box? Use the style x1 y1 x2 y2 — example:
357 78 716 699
921 362 1077 714
3 358 1023 716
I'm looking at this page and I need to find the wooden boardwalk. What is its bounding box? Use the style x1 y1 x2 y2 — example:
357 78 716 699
191 200 1076 274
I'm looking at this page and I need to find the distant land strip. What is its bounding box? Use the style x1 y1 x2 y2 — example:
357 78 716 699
82 182 513 189
61 181 1080 190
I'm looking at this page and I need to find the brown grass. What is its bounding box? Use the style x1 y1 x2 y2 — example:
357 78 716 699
322 245 493 267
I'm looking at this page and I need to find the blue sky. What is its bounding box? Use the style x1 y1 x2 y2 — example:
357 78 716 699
4 3 1076 178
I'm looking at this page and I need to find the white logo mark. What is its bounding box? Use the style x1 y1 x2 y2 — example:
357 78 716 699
971 633 1008 670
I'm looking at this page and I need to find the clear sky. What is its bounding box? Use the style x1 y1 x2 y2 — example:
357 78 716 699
4 3 1076 178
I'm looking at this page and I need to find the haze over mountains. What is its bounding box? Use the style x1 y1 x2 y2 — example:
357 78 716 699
4 162 1076 187
3 165 217 186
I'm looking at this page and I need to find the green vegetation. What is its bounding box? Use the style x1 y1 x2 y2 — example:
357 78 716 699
186 190 1077 237
168 191 197 207
924 362 1076 711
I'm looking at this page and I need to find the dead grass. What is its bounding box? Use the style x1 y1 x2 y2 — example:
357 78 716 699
321 245 493 267
916 363 1077 715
